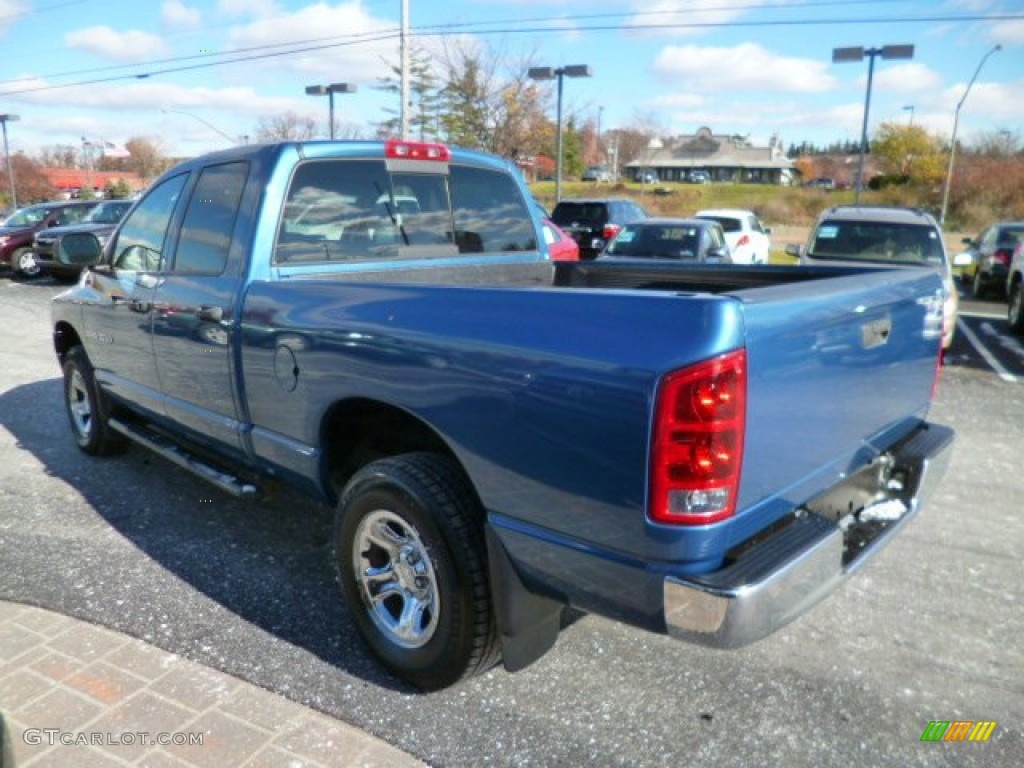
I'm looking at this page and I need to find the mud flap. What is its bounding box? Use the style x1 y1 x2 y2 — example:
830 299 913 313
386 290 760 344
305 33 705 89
485 524 564 672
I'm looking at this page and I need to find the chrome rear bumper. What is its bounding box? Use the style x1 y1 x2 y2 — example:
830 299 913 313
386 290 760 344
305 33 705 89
664 422 954 648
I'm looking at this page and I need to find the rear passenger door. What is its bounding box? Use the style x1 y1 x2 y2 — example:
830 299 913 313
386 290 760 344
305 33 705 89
150 160 250 456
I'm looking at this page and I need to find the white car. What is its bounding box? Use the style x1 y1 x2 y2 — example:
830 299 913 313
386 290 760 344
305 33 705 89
694 208 772 264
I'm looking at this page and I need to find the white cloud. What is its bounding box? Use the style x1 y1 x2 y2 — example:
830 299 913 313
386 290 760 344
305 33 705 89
992 21 1024 45
873 63 944 94
627 0 764 38
64 26 170 62
653 43 835 93
0 1 28 37
217 0 280 18
161 0 202 30
224 2 398 82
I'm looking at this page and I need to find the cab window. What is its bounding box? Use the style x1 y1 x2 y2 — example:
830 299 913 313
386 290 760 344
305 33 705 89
111 173 189 272
172 161 248 274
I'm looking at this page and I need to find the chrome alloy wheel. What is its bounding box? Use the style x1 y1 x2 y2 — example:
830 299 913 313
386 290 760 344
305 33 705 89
352 509 440 649
67 368 94 440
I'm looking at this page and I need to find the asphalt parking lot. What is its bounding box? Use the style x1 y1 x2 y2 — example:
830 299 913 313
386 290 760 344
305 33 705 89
1 277 1021 767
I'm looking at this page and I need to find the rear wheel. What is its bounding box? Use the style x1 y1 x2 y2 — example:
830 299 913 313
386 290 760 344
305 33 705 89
971 269 987 299
335 453 500 690
62 347 127 455
1008 282 1024 335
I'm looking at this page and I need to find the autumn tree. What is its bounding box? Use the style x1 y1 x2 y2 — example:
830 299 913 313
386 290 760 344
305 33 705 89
871 122 945 187
6 154 56 205
123 137 172 182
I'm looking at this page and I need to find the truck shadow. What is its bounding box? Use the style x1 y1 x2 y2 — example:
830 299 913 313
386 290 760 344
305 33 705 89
0 378 411 693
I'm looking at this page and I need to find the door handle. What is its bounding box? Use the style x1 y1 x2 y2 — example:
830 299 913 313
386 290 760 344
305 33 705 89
198 305 224 322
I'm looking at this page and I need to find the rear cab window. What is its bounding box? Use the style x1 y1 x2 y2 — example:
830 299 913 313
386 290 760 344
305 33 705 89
274 156 536 265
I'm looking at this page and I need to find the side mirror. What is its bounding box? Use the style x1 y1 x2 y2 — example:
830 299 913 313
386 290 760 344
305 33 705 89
60 232 104 269
785 243 802 258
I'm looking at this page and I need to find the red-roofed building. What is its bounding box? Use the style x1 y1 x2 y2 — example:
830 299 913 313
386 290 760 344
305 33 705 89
40 167 147 198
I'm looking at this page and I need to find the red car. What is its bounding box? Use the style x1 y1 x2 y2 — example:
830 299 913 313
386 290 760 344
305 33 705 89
541 218 579 261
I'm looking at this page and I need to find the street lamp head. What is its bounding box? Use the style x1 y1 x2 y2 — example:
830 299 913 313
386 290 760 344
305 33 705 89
832 46 865 63
328 83 357 94
0 114 20 123
880 44 914 60
527 67 555 81
562 65 592 78
305 85 328 95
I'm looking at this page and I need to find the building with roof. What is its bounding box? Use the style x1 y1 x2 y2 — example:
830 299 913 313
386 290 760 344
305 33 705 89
625 127 795 185
40 167 146 198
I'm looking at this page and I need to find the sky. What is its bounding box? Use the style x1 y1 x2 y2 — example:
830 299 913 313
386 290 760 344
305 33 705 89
0 0 1021 161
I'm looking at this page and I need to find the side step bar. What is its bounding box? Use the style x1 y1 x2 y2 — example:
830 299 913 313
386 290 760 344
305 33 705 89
109 418 257 498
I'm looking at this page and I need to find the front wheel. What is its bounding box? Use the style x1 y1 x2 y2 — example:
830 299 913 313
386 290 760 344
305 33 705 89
1008 282 1024 335
62 347 127 455
12 247 41 279
335 453 500 690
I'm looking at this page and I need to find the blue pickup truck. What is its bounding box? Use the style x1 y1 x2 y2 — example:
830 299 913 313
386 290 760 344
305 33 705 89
51 140 953 690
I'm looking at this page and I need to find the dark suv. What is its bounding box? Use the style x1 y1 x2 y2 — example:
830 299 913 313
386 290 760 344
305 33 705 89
958 221 1024 299
33 199 134 281
550 198 648 260
0 200 100 278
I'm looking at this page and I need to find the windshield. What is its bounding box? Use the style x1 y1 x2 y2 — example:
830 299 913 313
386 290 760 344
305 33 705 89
3 206 47 228
808 220 944 266
606 223 701 259
551 202 607 226
85 201 132 223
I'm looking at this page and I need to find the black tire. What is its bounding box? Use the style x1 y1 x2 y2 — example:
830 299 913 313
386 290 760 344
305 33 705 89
12 247 41 280
1008 282 1024 335
971 269 987 299
62 347 127 456
335 452 500 690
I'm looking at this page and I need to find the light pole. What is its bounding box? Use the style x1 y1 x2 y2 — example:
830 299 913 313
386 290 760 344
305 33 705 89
528 65 592 202
305 83 357 140
597 105 604 163
161 108 236 144
903 105 915 126
939 44 1001 227
0 114 18 209
832 44 914 204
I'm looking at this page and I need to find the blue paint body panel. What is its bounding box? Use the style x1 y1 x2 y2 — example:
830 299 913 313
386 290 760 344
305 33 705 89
51 140 947 634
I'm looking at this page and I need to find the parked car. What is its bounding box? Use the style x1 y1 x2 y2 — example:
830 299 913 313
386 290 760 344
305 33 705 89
0 200 100 278
957 221 1024 298
32 200 135 282
787 205 958 351
1007 240 1024 334
804 177 837 190
694 208 772 264
550 197 648 260
598 218 731 263
581 166 613 183
687 170 710 184
636 170 658 184
540 217 579 261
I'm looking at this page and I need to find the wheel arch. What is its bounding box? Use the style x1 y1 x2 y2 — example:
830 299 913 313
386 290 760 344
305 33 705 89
53 321 84 366
319 397 463 505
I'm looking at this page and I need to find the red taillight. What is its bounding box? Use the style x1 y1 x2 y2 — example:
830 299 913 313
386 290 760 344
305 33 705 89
995 248 1012 267
736 234 750 248
650 349 746 525
603 223 622 240
385 140 451 162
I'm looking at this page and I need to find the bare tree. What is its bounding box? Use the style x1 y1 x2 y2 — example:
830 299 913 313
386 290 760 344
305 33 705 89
123 137 172 182
255 112 318 142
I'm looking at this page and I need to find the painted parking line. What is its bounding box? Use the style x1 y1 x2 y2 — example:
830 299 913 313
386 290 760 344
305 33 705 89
956 318 1017 383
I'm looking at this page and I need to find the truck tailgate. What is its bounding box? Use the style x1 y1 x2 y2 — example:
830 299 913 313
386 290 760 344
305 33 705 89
729 266 944 546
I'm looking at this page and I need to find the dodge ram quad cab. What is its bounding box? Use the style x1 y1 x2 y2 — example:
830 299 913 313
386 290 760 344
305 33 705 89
52 140 954 690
